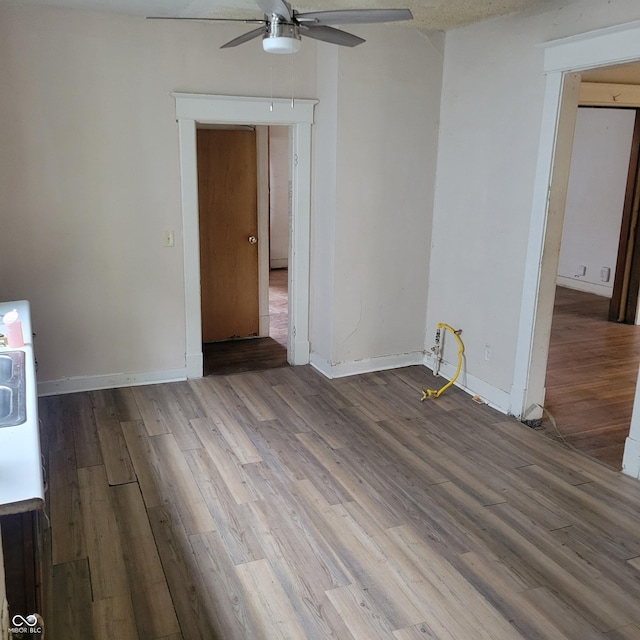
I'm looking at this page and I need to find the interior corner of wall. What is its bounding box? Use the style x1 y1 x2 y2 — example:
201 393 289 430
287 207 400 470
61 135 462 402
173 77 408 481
309 352 334 379
424 29 445 58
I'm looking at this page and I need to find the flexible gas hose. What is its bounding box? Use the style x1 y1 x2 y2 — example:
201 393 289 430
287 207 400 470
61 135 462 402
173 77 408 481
422 323 464 400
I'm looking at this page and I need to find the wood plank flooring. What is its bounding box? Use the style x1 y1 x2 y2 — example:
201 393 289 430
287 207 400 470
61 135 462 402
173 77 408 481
544 286 640 468
203 338 288 376
38 365 640 639
268 268 288 348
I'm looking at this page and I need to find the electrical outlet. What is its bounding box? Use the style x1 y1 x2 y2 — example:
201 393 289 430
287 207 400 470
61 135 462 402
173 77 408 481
164 231 175 248
601 266 611 282
484 345 492 361
576 265 586 277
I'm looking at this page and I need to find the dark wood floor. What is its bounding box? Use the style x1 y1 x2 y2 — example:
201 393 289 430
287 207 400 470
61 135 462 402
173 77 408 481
203 269 288 376
39 364 640 639
544 286 640 469
203 337 288 376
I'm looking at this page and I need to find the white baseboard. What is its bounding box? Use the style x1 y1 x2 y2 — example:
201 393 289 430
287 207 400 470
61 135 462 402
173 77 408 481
309 352 333 378
270 260 288 269
310 351 510 413
556 276 612 297
310 351 424 379
291 340 310 366
622 436 640 479
423 354 511 414
38 368 187 396
37 352 508 421
186 352 203 379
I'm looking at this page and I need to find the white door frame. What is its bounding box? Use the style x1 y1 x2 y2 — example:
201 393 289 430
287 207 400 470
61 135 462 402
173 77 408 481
173 93 318 378
511 20 640 477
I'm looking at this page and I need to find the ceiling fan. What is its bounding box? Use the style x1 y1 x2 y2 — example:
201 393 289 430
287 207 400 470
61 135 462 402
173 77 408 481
149 0 413 54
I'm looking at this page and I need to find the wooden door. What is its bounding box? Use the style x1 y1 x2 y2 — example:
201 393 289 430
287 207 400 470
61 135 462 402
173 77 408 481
610 110 640 323
197 128 259 342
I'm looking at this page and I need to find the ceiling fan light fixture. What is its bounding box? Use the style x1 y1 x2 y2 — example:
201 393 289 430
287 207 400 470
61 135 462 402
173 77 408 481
263 19 301 54
263 35 302 54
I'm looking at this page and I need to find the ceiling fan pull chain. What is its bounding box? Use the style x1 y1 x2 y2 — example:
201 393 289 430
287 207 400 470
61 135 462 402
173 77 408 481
270 65 274 111
291 52 295 108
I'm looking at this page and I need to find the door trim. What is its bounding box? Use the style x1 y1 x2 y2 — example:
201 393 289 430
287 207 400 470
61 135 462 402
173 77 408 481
257 126 270 338
173 93 318 377
510 20 640 477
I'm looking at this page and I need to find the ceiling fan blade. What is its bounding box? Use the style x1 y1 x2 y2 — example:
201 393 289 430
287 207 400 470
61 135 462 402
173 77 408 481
220 26 267 48
299 24 365 47
147 16 265 24
295 9 413 26
255 0 292 20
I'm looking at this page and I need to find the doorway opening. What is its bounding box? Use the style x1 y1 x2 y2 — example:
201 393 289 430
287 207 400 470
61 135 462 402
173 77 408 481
512 24 640 478
198 124 291 376
173 93 317 381
540 103 640 468
267 125 291 352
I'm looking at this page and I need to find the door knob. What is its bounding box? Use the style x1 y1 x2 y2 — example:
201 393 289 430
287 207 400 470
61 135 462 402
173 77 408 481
248 236 258 244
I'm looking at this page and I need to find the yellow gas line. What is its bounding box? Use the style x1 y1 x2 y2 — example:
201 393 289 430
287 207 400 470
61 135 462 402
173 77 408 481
422 323 464 400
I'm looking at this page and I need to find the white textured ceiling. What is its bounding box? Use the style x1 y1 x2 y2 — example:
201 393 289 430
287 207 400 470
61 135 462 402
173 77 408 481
1 0 554 31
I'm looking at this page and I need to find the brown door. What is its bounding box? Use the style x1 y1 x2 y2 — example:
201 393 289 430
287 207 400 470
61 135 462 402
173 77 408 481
197 128 259 342
610 110 640 323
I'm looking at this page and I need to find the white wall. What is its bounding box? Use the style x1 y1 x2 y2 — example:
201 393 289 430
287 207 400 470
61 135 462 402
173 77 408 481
311 27 444 376
11 1 640 402
557 107 635 297
428 0 640 409
0 3 439 389
268 126 289 269
310 45 339 369
0 4 317 388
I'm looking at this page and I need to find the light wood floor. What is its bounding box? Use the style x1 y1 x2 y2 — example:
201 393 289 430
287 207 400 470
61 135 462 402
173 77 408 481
269 268 288 348
544 286 640 469
39 365 640 639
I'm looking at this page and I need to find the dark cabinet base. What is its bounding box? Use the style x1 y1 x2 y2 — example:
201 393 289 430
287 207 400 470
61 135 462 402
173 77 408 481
1 511 44 636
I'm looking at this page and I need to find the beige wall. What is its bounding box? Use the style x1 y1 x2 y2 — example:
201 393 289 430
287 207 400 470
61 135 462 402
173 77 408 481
428 0 640 408
0 4 316 386
557 107 635 297
311 28 444 373
268 126 290 269
1 3 442 388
